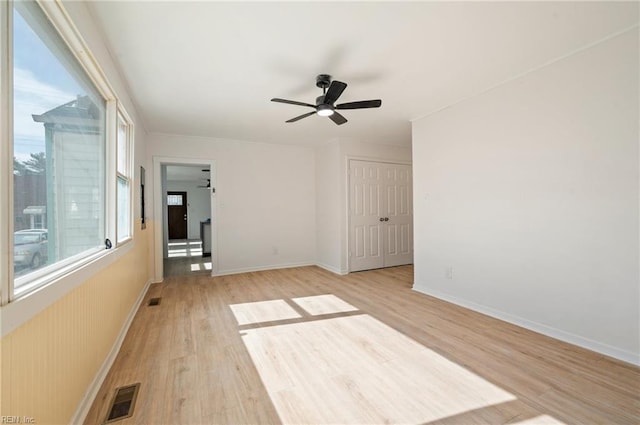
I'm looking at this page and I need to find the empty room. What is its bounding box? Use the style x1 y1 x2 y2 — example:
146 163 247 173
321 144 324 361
0 1 638 424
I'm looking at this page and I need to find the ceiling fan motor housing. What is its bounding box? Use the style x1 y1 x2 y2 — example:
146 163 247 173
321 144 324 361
316 74 331 89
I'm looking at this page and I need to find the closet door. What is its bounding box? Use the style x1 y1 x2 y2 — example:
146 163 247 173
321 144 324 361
349 160 413 272
349 161 384 272
383 164 413 267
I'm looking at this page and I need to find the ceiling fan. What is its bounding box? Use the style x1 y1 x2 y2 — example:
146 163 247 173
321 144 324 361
271 74 381 125
198 169 210 189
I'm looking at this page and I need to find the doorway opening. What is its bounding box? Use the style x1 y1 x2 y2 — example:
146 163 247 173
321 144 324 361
153 158 217 280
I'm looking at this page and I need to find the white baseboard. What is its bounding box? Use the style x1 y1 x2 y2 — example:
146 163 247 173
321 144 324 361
315 262 348 275
212 261 315 277
71 279 152 424
412 284 640 367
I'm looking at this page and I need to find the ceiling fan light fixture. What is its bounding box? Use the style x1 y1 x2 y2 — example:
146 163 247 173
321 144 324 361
272 75 381 125
317 104 334 116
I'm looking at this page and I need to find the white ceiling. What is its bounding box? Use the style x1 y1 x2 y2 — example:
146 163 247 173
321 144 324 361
166 165 209 182
88 1 638 147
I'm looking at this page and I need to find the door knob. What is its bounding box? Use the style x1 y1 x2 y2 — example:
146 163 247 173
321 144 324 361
379 217 384 222
384 217 389 221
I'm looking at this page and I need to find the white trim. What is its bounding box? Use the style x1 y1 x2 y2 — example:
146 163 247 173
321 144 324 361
315 262 348 276
0 0 13 305
1 243 132 337
213 262 314 277
37 0 116 101
13 246 103 295
70 278 152 425
346 155 412 166
153 156 218 282
412 285 640 367
116 109 134 244
116 101 134 129
105 100 118 244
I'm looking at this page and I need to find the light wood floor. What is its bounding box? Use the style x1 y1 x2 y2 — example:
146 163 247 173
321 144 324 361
85 266 639 424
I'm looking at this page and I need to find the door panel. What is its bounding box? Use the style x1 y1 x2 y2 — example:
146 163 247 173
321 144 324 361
167 191 187 240
386 224 398 255
384 164 413 267
369 225 380 257
349 161 384 271
349 161 413 272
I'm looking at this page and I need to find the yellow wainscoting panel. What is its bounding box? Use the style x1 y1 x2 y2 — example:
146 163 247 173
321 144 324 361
1 221 152 424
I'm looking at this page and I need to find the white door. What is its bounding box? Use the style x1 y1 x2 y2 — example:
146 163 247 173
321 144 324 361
383 163 413 267
349 160 413 272
349 161 385 271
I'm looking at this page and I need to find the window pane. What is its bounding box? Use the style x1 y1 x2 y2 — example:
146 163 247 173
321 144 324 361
117 117 128 175
13 2 105 285
167 194 183 206
117 176 130 241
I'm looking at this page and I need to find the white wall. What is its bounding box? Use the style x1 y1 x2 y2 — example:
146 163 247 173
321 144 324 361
166 180 211 240
315 142 342 273
315 139 412 274
412 29 639 364
149 135 316 277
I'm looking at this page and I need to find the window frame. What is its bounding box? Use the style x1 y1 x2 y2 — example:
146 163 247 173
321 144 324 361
0 0 13 306
0 0 134 306
116 107 134 245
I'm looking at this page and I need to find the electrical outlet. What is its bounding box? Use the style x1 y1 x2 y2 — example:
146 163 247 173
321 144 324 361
445 266 454 280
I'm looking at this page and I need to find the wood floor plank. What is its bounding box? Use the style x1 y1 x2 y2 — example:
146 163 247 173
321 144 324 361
85 265 640 424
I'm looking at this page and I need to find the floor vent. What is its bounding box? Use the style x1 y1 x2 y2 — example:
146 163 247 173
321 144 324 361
148 297 161 306
104 383 140 423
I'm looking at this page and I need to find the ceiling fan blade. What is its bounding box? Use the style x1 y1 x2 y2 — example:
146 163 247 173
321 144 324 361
329 111 347 125
336 99 382 110
323 81 347 105
271 98 315 108
286 111 316 123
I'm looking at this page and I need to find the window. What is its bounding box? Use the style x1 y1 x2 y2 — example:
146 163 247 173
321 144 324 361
33 213 43 229
116 112 132 243
2 0 135 301
12 1 106 289
167 194 184 206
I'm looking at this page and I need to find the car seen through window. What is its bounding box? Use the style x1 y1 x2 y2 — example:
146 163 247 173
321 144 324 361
14 229 48 274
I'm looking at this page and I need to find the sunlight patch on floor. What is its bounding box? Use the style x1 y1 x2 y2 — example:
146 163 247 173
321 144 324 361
168 240 203 258
230 300 301 326
168 249 188 258
292 294 358 316
190 261 213 272
233 297 520 424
